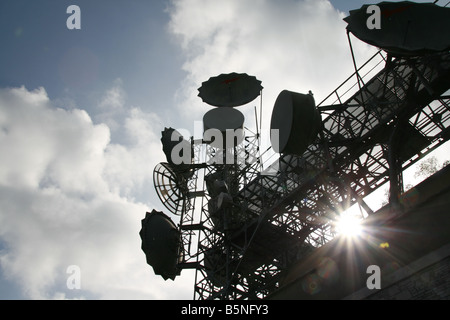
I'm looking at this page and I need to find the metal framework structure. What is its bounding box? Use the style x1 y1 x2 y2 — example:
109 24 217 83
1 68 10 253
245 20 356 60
163 44 450 300
144 3 450 302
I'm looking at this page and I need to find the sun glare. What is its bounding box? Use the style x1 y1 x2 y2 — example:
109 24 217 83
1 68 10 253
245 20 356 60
335 214 363 238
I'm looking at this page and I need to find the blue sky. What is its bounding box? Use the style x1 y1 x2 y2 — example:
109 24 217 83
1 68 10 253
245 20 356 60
1 1 185 127
0 0 448 300
0 0 381 116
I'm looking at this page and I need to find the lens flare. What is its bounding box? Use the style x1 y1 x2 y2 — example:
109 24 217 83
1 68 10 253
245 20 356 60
335 214 363 238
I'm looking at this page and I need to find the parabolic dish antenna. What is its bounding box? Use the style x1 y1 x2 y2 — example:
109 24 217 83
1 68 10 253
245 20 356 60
344 1 450 56
270 90 321 156
153 162 190 215
161 127 193 175
198 72 263 107
139 209 181 280
203 107 245 148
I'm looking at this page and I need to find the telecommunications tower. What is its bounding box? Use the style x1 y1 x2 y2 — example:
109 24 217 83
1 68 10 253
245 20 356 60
140 1 450 300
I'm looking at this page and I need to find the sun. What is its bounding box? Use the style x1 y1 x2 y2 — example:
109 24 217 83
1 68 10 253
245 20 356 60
335 214 363 238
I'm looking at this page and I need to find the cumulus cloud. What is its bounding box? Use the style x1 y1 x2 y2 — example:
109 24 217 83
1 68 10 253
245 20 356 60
168 0 377 137
0 0 382 300
96 78 127 133
0 85 191 299
104 107 165 200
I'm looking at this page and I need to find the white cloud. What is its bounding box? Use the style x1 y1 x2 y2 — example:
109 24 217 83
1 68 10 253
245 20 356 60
168 0 377 135
0 0 385 300
165 1 450 301
0 85 192 299
96 78 127 133
104 107 165 200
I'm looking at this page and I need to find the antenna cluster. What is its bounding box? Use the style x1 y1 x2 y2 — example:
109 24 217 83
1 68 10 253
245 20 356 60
140 1 450 300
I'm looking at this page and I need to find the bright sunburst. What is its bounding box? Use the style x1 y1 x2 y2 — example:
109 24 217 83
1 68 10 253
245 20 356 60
335 214 363 238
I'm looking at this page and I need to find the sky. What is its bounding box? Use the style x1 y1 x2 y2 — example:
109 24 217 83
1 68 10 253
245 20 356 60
0 0 448 300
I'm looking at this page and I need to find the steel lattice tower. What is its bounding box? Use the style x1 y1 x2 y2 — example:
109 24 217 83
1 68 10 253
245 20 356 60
177 50 450 300
142 2 450 300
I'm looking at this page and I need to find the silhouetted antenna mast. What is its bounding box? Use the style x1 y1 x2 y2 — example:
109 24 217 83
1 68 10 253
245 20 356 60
140 1 450 300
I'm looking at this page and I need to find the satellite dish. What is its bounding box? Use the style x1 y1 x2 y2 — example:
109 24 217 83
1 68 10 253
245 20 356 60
344 1 450 56
153 162 190 215
198 72 263 107
139 209 182 280
270 90 321 156
203 107 245 149
161 127 193 175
